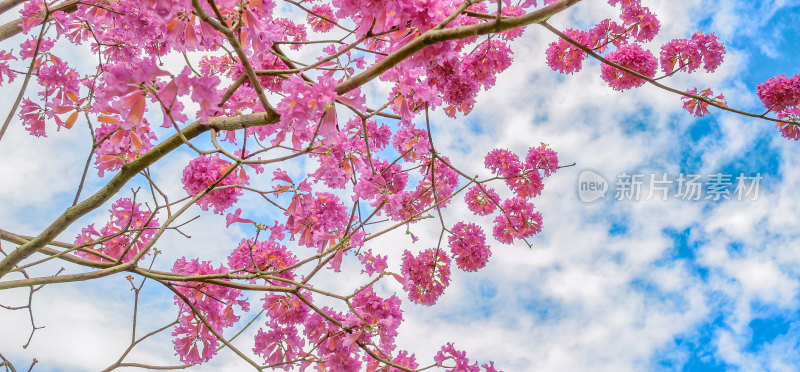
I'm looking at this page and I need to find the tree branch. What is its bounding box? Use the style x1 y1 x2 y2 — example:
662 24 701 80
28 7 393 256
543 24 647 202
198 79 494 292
334 0 583 94
0 112 279 279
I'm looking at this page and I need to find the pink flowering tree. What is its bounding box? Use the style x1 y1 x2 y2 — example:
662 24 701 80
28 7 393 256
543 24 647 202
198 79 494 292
0 0 797 370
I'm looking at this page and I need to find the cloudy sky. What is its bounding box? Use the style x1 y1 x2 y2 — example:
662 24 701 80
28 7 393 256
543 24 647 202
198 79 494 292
2 0 800 371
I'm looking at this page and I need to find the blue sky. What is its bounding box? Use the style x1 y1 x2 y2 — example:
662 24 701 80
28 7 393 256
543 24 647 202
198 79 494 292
3 1 800 371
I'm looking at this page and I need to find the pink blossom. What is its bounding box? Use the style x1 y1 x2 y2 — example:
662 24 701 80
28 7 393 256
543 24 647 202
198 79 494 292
525 143 559 176
448 222 491 272
545 29 588 74
171 257 249 365
20 0 45 34
485 148 521 178
18 37 53 59
464 185 500 216
263 292 310 325
0 50 15 85
253 322 304 370
225 208 254 227
600 43 657 90
506 171 544 199
363 349 419 371
273 75 337 147
358 250 388 276
94 121 158 176
285 192 349 251
181 155 248 214
620 5 660 42
692 31 725 72
434 343 480 371
401 249 451 306
757 74 800 113
351 286 403 350
392 125 431 162
74 198 159 262
777 107 800 141
660 32 725 74
19 99 45 137
308 4 337 32
227 238 298 284
492 197 543 244
682 87 726 117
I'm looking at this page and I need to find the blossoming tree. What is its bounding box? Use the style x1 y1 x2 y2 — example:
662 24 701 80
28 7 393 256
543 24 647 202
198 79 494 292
0 0 797 370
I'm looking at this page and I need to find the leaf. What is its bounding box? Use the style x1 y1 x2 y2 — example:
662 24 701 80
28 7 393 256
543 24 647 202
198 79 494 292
97 115 120 124
66 91 80 105
53 105 74 114
64 111 78 129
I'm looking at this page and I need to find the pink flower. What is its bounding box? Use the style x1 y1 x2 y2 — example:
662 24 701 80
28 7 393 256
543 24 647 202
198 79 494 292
171 257 249 365
392 125 431 162
74 198 160 262
94 120 158 176
485 149 521 178
263 292 310 325
273 75 337 147
506 171 544 199
545 29 588 74
492 197 543 244
401 248 451 306
20 0 45 34
227 238 298 284
448 222 491 272
181 155 248 214
525 143 559 176
308 4 337 32
285 192 349 251
351 286 403 350
19 99 45 137
18 37 54 59
434 343 480 371
600 43 657 90
682 87 726 117
464 185 500 216
358 249 388 276
776 107 800 141
0 50 15 85
364 349 419 371
225 208 254 227
692 31 725 72
756 74 800 113
620 5 660 42
253 322 305 370
660 32 724 74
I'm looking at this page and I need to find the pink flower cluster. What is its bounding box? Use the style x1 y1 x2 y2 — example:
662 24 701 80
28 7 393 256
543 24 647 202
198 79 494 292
285 191 349 251
182 154 249 214
757 74 800 113
448 222 491 272
94 121 158 176
682 87 726 117
400 249 451 305
73 198 159 262
777 108 800 141
171 258 250 365
493 197 543 244
660 32 726 74
273 75 338 147
435 342 499 372
227 238 298 284
0 50 16 85
464 185 500 216
601 43 657 90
